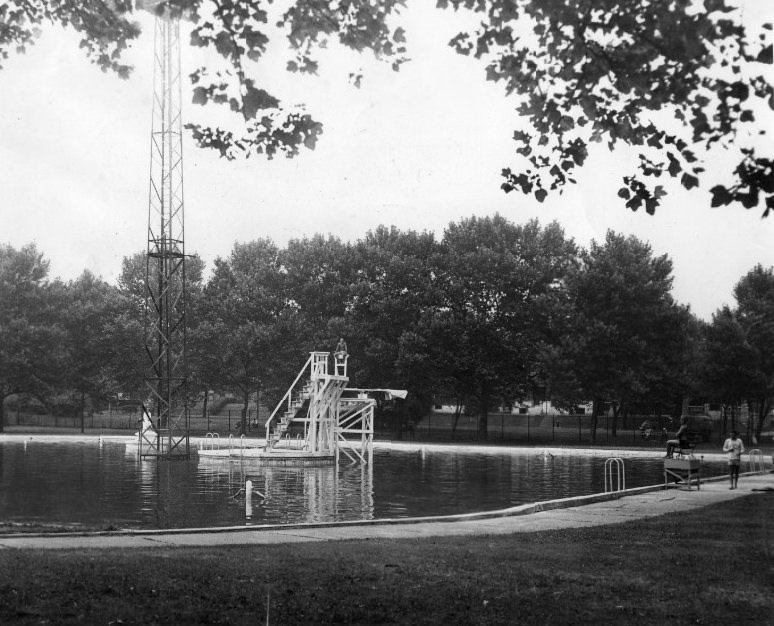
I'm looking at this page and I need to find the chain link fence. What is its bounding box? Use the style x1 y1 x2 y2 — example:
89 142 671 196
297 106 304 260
383 412 747 448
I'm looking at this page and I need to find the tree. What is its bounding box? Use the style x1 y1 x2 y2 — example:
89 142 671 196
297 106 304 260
280 234 357 353
3 1 771 213
110 250 205 404
197 240 294 434
347 226 440 434
0 243 63 431
643 304 703 426
731 264 774 442
701 306 758 433
423 216 577 440
57 271 123 432
556 231 681 442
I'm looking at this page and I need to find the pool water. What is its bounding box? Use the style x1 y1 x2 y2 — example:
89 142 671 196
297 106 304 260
0 440 726 530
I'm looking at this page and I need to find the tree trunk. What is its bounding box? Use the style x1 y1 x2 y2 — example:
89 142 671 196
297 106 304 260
747 399 754 444
611 401 623 438
241 388 249 435
589 398 601 443
255 383 262 428
80 389 85 434
0 394 5 433
201 389 209 421
477 389 489 441
721 403 728 437
451 398 464 440
755 399 770 444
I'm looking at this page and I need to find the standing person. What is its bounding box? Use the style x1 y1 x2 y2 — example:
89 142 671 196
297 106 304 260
723 430 745 489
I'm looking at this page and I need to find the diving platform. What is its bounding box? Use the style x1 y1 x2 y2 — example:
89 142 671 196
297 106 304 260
198 351 386 465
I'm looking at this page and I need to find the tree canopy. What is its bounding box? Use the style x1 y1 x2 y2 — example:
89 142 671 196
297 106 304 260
6 221 774 440
2 0 771 214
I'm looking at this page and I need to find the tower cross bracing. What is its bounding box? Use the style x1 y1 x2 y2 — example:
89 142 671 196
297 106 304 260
142 10 189 458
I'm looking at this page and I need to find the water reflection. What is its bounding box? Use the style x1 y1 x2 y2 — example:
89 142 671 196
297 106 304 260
0 440 726 530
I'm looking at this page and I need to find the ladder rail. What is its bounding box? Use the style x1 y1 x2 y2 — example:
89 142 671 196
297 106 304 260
264 353 316 442
604 458 626 495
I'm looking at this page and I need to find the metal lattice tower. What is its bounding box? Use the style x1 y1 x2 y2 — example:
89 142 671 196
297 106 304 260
142 10 189 458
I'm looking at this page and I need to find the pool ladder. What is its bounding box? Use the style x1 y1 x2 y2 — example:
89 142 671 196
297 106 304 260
604 458 626 496
748 449 765 474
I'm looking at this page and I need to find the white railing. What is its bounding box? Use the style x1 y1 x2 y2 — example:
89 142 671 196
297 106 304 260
604 458 626 494
200 432 220 451
264 352 322 442
748 448 765 474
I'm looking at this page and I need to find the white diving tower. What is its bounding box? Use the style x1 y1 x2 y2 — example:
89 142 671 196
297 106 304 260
198 351 384 465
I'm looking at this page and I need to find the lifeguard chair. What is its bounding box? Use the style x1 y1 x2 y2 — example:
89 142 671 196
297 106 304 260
664 448 701 490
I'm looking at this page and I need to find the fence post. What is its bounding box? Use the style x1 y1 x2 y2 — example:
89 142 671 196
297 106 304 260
527 414 530 443
228 410 231 432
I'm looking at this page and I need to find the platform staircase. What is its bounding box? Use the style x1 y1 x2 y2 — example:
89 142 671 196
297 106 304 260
265 382 312 449
264 351 375 463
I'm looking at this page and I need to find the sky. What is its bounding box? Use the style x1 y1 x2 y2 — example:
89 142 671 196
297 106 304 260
0 1 773 321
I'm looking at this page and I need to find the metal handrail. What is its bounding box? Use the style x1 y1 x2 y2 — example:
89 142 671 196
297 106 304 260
203 432 219 451
604 458 626 494
265 351 330 442
749 448 764 473
265 353 314 440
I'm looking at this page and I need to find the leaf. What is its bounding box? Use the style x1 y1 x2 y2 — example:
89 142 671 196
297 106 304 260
680 173 699 190
192 86 208 106
242 83 280 120
214 31 237 60
667 153 681 177
742 189 759 208
618 187 631 200
757 45 773 64
710 185 732 207
513 130 530 144
535 188 548 203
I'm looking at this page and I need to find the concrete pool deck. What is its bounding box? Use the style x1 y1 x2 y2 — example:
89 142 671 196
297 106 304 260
1 469 772 551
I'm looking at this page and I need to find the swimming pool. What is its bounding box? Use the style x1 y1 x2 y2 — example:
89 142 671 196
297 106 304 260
0 438 727 530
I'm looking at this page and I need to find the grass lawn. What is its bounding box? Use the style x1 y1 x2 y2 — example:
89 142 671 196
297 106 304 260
1 493 773 625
